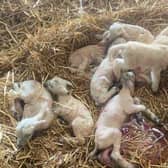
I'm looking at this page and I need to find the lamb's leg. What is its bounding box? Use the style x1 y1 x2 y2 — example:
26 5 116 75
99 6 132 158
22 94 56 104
132 97 161 125
128 104 146 114
133 97 141 104
34 119 51 130
95 85 119 106
102 86 119 103
72 117 88 144
142 109 161 125
151 68 161 92
111 129 135 168
113 58 127 81
89 144 99 159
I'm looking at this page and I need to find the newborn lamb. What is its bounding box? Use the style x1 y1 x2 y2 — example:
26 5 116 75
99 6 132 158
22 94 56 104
90 56 120 106
107 41 168 92
89 72 148 168
8 80 53 148
45 76 94 143
69 44 105 76
100 22 154 46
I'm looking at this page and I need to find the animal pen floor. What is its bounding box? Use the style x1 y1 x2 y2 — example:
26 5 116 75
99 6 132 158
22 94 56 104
0 0 168 168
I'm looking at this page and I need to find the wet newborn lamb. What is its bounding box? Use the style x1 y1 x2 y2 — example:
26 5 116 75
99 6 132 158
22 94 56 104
90 56 120 106
89 72 148 168
108 41 168 92
100 22 154 46
45 76 94 143
8 80 53 148
69 44 105 75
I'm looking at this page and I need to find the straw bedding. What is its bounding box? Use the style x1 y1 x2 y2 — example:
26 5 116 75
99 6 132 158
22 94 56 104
0 0 168 167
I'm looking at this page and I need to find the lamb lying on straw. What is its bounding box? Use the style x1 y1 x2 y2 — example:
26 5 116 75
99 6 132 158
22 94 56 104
8 80 53 148
89 72 163 168
90 72 146 168
90 56 120 106
69 44 105 76
45 76 94 143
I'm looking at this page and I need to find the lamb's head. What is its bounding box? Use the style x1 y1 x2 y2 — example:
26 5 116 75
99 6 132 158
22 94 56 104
100 22 124 46
10 98 25 121
100 30 112 45
120 71 135 94
109 22 124 39
44 76 73 96
16 119 45 148
12 80 40 100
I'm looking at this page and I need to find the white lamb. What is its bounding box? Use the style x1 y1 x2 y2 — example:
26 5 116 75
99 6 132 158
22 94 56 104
107 41 168 92
8 80 53 148
44 76 94 143
89 72 148 168
90 56 120 106
100 22 154 46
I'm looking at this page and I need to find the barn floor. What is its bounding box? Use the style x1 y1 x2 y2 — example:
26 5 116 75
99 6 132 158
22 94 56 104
0 0 168 167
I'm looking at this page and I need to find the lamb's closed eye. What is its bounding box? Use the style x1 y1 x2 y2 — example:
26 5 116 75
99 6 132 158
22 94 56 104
54 80 58 84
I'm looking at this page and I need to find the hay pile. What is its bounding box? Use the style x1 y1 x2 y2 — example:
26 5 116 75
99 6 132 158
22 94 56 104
0 0 168 167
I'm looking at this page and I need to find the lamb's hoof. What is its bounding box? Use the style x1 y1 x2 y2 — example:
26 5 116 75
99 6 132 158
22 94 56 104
127 162 140 168
155 118 162 126
151 86 158 93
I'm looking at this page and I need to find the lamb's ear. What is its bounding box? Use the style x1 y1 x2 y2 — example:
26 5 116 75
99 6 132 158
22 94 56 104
120 27 129 40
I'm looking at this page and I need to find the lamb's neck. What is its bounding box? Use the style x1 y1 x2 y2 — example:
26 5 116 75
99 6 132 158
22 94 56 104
57 94 71 103
120 85 130 96
31 111 44 122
